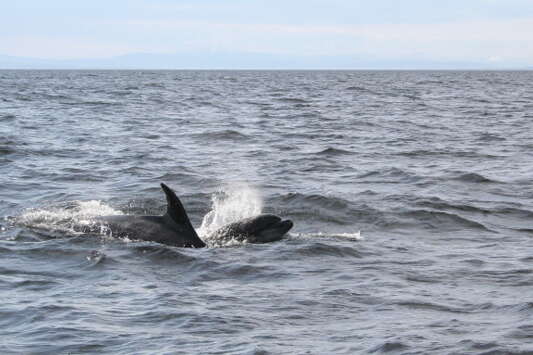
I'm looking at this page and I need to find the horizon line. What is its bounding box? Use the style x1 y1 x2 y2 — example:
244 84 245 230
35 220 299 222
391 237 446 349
1 67 532 71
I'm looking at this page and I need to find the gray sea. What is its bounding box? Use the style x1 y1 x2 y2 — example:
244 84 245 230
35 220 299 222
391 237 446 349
1 70 533 354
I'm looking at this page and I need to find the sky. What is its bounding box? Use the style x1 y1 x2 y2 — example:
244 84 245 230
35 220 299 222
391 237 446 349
1 0 533 69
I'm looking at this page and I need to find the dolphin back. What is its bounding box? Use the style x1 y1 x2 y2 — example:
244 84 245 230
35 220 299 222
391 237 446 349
161 183 191 225
160 183 205 247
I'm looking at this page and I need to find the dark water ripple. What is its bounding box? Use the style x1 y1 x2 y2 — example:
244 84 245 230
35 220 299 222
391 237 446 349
1 70 533 354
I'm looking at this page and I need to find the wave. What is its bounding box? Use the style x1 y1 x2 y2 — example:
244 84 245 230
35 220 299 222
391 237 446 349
314 147 354 156
0 114 16 122
452 172 498 183
155 171 203 183
345 86 381 96
356 167 422 183
65 100 121 106
0 146 16 155
394 149 449 157
277 192 350 210
393 149 503 159
144 82 165 88
8 279 59 291
211 262 290 281
368 342 409 353
277 97 309 104
414 197 491 214
393 300 472 313
415 199 533 219
478 132 506 142
0 136 26 156
282 241 363 258
513 228 533 234
398 209 494 232
132 244 198 263
194 130 251 141
272 192 390 228
275 193 355 225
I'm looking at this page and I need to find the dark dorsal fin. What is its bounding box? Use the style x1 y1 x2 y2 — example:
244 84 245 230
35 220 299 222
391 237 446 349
160 183 192 226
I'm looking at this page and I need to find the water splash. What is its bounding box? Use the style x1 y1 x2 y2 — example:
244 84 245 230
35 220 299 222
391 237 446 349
292 231 363 241
17 200 123 234
197 182 263 239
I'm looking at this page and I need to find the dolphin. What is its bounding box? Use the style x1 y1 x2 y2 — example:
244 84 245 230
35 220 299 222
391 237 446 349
91 183 293 247
208 214 293 244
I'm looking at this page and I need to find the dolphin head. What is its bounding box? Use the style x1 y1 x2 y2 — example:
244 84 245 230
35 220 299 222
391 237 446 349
213 214 293 244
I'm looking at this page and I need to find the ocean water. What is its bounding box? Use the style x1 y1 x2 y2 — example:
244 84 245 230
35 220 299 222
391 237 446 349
1 70 533 354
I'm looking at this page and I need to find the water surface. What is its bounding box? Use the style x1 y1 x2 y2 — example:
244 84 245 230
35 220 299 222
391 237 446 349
1 70 533 354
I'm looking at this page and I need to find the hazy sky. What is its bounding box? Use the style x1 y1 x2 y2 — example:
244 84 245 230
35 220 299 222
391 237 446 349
1 0 533 68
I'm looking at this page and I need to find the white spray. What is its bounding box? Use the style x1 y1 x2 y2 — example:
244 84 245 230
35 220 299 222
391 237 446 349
17 200 123 235
197 182 263 239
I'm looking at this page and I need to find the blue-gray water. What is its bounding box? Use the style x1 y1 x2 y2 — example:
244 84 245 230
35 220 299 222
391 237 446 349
1 70 533 354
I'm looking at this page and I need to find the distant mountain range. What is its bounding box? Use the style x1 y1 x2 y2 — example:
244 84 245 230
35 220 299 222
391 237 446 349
0 52 528 70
